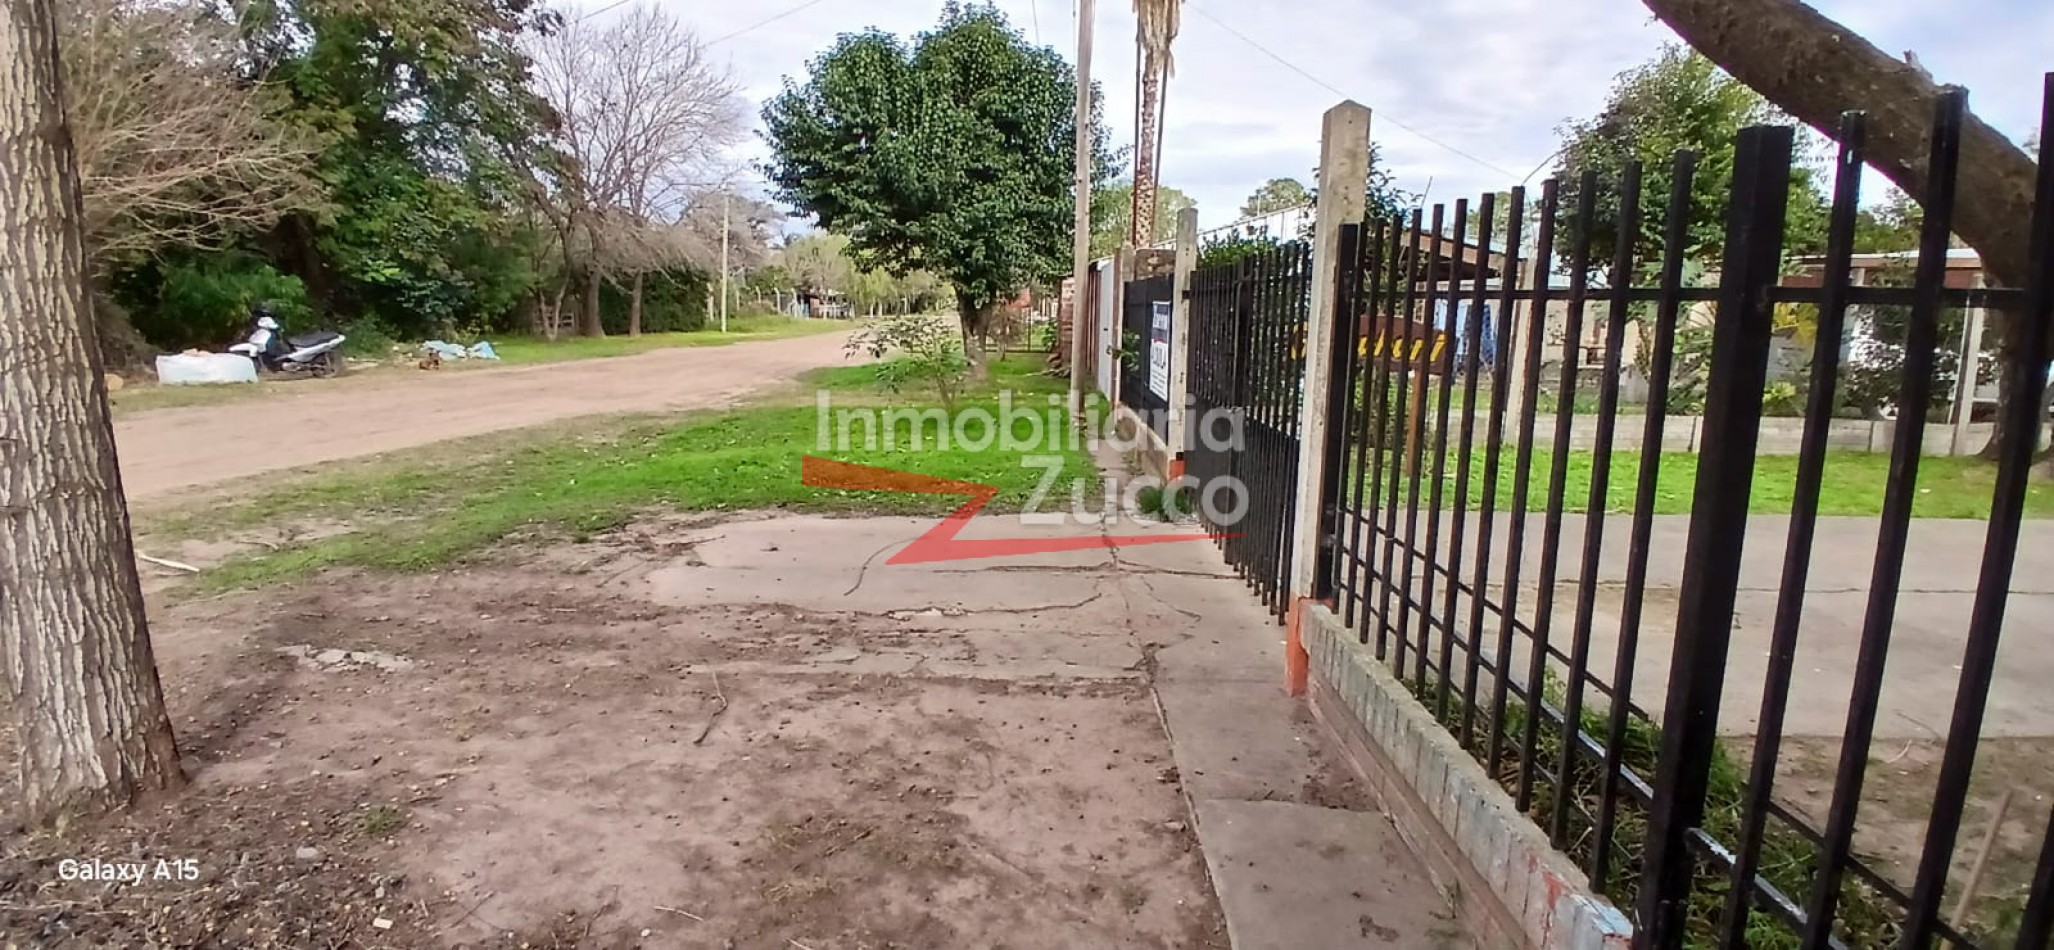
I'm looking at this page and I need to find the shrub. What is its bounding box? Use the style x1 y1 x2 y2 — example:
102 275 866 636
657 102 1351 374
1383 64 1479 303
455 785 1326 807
116 251 313 350
1197 233 1284 270
847 314 970 409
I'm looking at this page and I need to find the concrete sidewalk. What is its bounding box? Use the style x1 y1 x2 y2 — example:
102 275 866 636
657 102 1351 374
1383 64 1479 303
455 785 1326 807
1342 511 2054 738
603 497 1477 948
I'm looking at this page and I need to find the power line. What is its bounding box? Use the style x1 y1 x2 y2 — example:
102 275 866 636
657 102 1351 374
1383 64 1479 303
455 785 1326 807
569 0 631 24
1029 0 1042 45
1182 2 1521 181
705 0 834 47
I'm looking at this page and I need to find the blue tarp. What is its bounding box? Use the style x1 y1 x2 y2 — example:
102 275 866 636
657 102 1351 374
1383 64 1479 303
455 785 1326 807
421 340 501 361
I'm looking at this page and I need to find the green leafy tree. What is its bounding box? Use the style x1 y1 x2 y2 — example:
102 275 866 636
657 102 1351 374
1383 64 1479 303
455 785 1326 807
761 2 1116 377
1197 232 1282 270
1851 188 1923 254
1239 177 1311 218
1554 46 1830 279
254 0 556 338
1092 180 1194 258
1305 141 1416 234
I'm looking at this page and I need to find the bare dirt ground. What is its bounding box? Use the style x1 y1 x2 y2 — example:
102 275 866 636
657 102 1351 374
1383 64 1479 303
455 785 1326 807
111 330 854 500
1 514 1247 949
1732 735 2054 940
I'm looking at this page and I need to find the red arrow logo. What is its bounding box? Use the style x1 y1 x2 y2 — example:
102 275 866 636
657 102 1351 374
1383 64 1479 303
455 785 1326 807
800 456 1227 565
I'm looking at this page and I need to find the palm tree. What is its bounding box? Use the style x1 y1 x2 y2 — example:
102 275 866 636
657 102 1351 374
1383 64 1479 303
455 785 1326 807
1129 0 1180 247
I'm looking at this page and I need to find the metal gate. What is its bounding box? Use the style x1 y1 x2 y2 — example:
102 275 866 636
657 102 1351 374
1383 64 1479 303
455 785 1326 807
1120 275 1173 438
1184 242 1314 616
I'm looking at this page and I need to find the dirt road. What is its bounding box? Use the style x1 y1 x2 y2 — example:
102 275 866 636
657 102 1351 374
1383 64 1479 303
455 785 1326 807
114 330 854 500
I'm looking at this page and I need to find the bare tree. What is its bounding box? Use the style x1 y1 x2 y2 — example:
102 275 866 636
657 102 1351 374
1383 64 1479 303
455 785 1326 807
1638 0 2046 463
61 0 322 258
529 4 743 336
2 0 186 824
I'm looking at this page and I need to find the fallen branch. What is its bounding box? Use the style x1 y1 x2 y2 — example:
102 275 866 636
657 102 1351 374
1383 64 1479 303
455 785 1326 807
653 905 704 922
693 670 728 745
1950 787 2018 928
137 552 201 573
788 940 819 950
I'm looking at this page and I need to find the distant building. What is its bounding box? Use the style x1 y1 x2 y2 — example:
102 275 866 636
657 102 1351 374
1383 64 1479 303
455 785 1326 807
1146 205 1315 250
1788 247 1985 288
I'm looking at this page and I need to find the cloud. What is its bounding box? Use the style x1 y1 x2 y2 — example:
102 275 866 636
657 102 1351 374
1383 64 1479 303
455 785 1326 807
642 0 2049 230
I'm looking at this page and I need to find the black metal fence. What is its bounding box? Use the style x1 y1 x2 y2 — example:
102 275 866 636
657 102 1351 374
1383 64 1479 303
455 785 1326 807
1120 275 1174 433
1186 242 1314 615
1320 81 2053 948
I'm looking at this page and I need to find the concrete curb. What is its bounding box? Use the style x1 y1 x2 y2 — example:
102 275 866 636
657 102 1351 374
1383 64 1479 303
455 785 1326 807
1300 603 1634 950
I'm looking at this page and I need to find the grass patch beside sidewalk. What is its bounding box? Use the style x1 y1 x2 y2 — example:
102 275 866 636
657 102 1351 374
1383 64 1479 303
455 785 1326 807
488 315 847 364
145 354 1095 591
1354 447 2054 519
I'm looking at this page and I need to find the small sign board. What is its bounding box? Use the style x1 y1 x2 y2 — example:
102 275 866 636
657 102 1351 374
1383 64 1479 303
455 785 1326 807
1148 300 1172 399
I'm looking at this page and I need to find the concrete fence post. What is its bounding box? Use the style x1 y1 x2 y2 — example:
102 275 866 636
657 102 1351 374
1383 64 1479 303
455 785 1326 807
1167 207 1200 475
1950 272 1988 456
1286 100 1372 696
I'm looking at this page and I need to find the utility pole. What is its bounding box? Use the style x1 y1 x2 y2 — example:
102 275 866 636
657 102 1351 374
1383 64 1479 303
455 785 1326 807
720 193 731 333
1066 0 1096 412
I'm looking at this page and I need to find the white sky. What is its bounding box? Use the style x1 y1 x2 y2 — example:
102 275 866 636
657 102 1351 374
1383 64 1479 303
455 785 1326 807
629 0 2050 230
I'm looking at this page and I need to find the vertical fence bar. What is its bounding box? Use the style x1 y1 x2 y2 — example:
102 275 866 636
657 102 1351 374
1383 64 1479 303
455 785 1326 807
1518 172 1600 813
1380 210 1425 664
1439 195 1493 726
1261 245 1289 607
1899 79 2053 948
2022 801 2054 947
1253 247 1280 599
1398 206 1447 690
1415 209 1450 688
1337 226 1368 627
1717 114 1867 947
1799 92 1964 950
1316 225 1367 602
1228 256 1255 579
1346 218 1396 636
1283 243 1312 606
1635 125 1793 949
1551 161 1641 844
1364 214 1410 652
1592 152 1696 893
1486 179 1558 771
1461 187 1525 750
1422 200 1470 709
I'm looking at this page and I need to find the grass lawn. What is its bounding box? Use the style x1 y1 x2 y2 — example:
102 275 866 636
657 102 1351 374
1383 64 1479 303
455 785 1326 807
488 315 848 364
148 355 1098 590
1351 446 2054 519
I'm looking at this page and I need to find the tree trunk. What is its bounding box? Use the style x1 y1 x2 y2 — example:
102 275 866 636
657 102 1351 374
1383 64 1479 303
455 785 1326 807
628 272 644 337
545 282 567 341
577 267 603 338
1636 0 2042 458
1131 51 1163 248
958 294 991 382
0 0 185 825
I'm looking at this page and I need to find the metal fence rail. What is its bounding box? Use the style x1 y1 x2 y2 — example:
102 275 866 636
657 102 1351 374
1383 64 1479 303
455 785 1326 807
1320 80 2054 949
1186 242 1313 615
